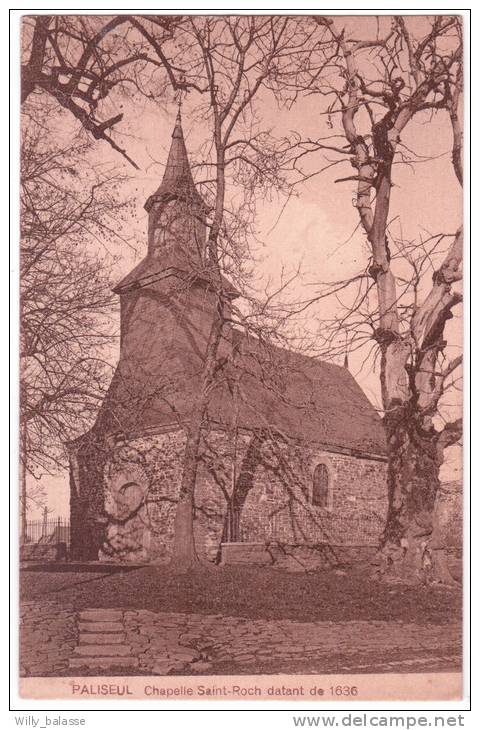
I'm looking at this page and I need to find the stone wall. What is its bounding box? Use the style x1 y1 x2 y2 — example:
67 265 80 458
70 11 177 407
220 543 381 570
239 446 387 548
434 480 462 551
96 427 388 565
99 430 186 563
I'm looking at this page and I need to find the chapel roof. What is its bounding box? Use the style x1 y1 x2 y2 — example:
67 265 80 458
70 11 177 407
112 254 239 299
93 329 386 458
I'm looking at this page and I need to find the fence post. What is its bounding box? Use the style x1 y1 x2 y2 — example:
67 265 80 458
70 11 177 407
42 506 48 538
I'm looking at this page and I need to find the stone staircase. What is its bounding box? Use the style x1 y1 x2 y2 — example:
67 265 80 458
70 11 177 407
69 609 139 671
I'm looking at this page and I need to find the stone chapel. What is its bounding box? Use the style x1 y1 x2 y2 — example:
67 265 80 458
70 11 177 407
68 113 388 567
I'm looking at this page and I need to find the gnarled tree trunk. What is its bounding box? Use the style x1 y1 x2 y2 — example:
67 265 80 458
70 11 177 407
378 411 460 583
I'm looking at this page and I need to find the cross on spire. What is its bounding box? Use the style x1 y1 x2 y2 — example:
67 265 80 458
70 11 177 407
175 85 187 109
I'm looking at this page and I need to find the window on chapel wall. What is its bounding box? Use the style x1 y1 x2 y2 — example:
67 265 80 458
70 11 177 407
312 463 330 509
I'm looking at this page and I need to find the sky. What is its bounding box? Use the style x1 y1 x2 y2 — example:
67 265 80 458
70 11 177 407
23 15 463 518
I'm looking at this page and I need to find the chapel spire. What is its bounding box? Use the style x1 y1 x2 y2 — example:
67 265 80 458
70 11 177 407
144 109 205 213
113 109 238 297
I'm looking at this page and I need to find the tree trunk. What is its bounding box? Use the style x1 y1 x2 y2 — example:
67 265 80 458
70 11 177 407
376 412 458 585
219 432 264 545
171 493 198 570
169 298 226 570
170 407 204 571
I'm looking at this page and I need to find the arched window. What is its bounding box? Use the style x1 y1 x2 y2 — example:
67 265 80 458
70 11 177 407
312 463 330 509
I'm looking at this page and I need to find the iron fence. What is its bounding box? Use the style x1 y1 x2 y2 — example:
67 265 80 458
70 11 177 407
23 516 70 545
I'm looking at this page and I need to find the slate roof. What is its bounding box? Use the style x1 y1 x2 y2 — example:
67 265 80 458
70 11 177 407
112 254 239 299
93 329 386 458
210 336 386 456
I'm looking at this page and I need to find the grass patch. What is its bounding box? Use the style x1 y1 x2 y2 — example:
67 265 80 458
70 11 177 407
20 563 461 625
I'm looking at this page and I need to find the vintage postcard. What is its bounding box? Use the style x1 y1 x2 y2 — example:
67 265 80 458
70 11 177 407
17 11 465 704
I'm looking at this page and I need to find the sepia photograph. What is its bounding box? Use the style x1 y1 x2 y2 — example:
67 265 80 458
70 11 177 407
16 11 465 704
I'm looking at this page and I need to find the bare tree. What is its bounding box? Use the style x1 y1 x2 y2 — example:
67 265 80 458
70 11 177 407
20 101 129 533
289 15 463 581
20 14 188 166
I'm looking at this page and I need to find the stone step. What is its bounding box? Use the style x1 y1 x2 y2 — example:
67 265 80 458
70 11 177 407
80 632 125 645
74 644 132 657
78 621 124 633
79 610 124 622
69 656 139 670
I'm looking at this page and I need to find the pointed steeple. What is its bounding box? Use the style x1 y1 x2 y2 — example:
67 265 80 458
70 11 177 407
114 109 238 299
145 110 206 213
343 333 349 370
